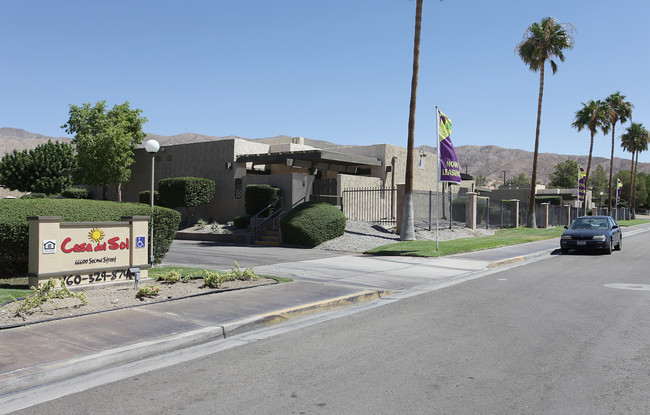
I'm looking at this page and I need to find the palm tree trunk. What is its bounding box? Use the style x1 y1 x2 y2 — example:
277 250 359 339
528 61 545 228
607 124 616 213
400 0 423 241
632 150 639 218
584 132 594 216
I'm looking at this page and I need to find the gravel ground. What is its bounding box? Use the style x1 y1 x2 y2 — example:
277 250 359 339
315 220 494 253
0 277 276 328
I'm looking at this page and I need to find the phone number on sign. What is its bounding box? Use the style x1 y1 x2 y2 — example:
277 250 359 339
60 270 129 286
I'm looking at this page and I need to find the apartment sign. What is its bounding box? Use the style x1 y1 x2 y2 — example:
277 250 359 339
28 216 149 288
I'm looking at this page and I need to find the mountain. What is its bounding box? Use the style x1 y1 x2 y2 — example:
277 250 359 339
0 127 645 188
416 144 647 186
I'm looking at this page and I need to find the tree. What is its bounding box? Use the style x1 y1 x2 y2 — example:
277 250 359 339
571 99 609 213
589 164 608 200
516 17 575 227
401 0 424 241
0 140 76 194
620 122 649 216
61 101 148 201
475 174 487 187
506 172 530 187
604 92 633 213
549 159 580 189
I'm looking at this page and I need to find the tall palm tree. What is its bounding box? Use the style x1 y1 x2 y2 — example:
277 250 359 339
620 123 649 217
604 92 633 213
571 99 609 215
516 17 575 227
401 0 423 241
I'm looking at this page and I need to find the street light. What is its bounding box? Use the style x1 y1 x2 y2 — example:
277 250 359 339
144 139 160 266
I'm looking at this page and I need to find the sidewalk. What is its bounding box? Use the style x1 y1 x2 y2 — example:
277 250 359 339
1 226 646 404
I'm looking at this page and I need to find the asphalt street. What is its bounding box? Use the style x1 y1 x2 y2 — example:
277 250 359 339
10 229 650 414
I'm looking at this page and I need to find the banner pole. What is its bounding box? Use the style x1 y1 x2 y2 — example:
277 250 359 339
436 106 440 251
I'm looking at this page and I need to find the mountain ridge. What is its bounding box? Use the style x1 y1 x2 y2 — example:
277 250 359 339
1 127 646 187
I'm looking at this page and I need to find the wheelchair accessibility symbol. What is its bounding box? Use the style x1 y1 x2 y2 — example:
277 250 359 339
136 236 146 248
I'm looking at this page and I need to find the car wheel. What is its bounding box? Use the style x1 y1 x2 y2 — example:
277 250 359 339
615 237 622 251
606 241 613 255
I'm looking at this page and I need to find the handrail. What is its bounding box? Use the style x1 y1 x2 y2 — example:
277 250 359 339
249 196 306 242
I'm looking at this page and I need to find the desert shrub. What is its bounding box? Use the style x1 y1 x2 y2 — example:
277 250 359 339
12 278 86 315
138 190 160 205
136 284 162 298
202 262 259 288
158 270 181 284
0 198 181 278
233 215 251 229
244 184 282 216
62 188 90 199
158 177 215 208
280 201 346 247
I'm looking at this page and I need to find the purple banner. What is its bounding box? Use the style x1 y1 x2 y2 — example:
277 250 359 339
438 110 461 183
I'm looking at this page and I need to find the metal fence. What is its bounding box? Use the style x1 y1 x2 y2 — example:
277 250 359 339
341 187 396 224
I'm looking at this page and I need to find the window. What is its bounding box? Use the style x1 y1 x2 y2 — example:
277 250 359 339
234 178 243 199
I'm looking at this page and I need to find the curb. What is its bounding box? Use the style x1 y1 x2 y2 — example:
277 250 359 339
0 290 387 397
487 249 556 269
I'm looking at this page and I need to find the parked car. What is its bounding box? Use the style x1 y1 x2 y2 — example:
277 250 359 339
560 215 622 254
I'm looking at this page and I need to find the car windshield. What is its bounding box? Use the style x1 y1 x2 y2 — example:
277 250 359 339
570 218 609 230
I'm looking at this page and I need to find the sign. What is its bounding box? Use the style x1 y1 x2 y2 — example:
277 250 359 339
28 216 149 288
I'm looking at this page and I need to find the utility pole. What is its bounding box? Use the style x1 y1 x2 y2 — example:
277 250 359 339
502 170 508 187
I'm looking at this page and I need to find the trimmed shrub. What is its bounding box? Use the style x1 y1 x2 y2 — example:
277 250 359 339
245 184 282 216
139 190 160 205
158 177 215 208
21 193 46 199
62 188 90 199
233 215 251 229
0 198 181 278
280 201 346 247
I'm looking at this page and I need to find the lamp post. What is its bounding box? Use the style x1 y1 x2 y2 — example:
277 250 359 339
144 139 160 265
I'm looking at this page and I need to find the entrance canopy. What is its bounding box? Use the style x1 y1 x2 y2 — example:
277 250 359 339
236 149 382 174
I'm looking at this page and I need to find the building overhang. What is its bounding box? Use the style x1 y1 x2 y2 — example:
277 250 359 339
236 150 382 174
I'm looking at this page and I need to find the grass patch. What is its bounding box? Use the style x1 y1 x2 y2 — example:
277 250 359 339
365 226 565 257
149 266 291 283
617 219 649 227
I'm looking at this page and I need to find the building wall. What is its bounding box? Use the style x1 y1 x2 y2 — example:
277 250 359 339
121 139 269 223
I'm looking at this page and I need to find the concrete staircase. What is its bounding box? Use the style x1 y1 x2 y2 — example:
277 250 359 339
254 225 281 246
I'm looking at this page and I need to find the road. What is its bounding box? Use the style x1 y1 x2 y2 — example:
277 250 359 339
14 232 650 414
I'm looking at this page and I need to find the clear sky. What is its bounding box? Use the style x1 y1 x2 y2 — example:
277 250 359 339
2 0 649 163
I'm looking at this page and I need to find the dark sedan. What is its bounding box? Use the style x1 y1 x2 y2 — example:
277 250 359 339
560 215 622 254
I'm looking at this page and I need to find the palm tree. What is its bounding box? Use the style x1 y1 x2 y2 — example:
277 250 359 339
401 0 423 241
604 92 633 213
571 100 609 215
620 123 649 217
516 17 575 227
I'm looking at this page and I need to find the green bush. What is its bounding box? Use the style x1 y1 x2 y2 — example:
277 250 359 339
280 201 346 247
233 215 251 229
21 193 46 199
0 198 181 278
158 177 215 208
245 184 282 216
139 190 160 205
62 188 90 199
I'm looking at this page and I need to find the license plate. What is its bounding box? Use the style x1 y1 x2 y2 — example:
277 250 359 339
577 240 587 246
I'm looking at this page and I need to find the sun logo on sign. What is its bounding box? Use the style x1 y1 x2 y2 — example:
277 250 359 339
88 228 105 243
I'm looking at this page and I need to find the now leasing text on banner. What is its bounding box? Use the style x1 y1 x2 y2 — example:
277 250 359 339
437 109 462 183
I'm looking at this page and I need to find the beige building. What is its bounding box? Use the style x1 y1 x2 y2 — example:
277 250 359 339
115 136 472 223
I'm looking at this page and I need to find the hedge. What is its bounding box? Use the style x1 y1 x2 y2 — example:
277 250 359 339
0 199 181 278
158 177 215 208
245 184 282 216
280 201 346 247
535 195 563 206
62 187 90 199
139 190 160 205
